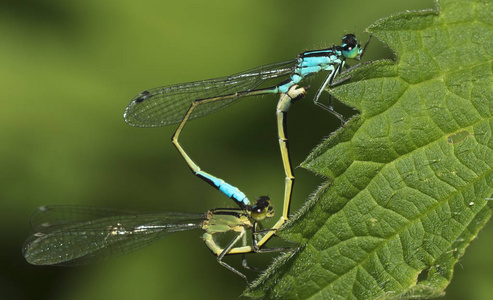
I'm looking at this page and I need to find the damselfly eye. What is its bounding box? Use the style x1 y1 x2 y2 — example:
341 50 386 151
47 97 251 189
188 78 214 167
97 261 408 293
343 44 354 51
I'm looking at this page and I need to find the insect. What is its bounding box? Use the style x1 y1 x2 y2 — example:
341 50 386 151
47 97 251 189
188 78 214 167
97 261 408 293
123 34 369 248
23 196 283 283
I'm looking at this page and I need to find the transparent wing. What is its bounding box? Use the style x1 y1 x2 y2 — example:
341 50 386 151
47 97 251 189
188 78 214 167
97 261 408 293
23 206 206 266
124 59 297 127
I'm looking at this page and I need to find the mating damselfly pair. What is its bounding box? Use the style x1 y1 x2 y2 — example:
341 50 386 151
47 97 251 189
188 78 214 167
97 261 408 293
23 34 369 282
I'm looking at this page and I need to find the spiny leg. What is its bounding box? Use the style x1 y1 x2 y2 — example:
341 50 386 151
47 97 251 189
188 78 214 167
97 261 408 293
313 63 346 125
242 222 293 272
242 225 262 272
313 34 372 125
252 222 294 252
215 228 250 283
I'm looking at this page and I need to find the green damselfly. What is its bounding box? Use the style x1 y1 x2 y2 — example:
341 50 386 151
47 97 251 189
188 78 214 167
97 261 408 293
23 196 284 282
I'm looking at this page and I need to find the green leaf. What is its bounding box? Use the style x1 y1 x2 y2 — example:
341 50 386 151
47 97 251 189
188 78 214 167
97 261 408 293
245 0 493 298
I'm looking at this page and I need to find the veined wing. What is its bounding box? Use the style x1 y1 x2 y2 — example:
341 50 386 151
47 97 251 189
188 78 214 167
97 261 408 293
124 59 297 127
23 205 206 265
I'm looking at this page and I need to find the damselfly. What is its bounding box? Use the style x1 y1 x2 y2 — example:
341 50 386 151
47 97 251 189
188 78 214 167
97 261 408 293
23 196 282 282
123 34 370 247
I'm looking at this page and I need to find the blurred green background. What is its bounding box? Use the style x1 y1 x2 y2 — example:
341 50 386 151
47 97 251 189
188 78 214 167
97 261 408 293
2 0 492 299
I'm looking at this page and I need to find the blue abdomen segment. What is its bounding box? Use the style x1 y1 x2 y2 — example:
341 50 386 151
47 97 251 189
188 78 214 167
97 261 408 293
196 171 250 206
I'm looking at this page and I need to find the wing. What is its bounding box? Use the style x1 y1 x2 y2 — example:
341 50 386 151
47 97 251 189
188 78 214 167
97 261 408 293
124 59 297 127
23 205 205 265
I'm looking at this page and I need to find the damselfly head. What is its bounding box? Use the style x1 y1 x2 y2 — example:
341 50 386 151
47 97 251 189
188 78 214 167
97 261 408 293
341 34 363 60
249 196 274 221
